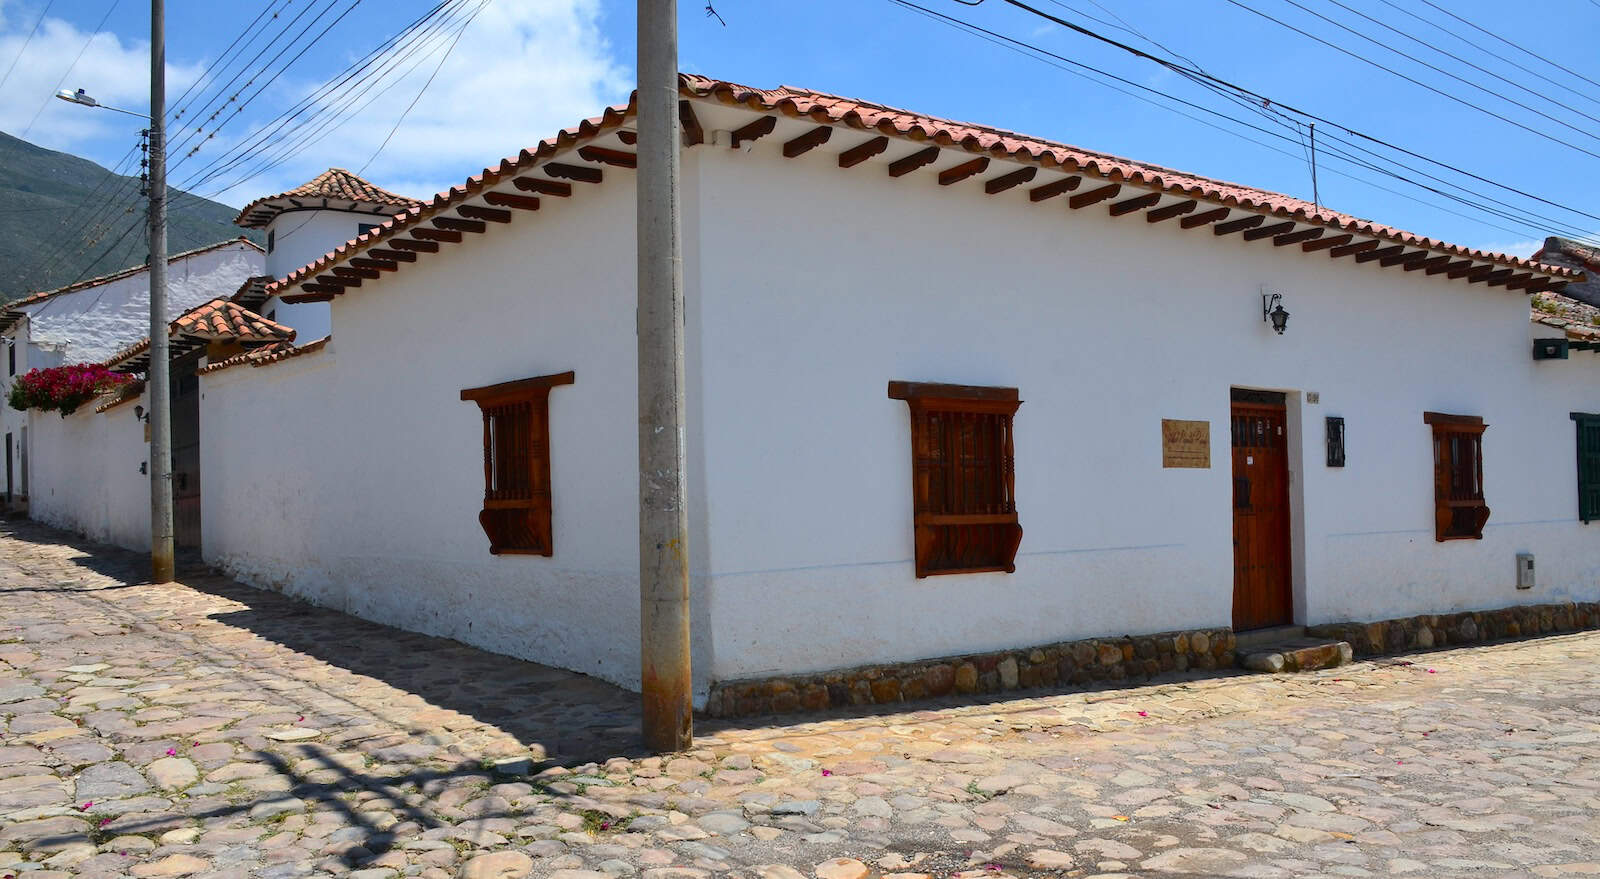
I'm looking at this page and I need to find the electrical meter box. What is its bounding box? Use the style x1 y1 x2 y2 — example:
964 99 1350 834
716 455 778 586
1516 553 1535 590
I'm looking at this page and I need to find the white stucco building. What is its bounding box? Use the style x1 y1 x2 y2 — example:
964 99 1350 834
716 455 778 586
1 238 263 514
22 76 1600 715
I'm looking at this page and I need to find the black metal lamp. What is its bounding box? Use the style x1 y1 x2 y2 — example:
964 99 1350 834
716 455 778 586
1263 293 1290 335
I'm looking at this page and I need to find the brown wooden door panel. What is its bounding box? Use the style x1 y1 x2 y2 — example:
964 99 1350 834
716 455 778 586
171 365 202 549
1231 396 1292 631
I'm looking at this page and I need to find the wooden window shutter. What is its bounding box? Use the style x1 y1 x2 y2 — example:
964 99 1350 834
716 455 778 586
1572 412 1600 524
1423 412 1489 541
460 371 574 555
889 381 1023 577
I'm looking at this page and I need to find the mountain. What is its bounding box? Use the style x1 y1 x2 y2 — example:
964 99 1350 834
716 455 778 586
0 131 261 302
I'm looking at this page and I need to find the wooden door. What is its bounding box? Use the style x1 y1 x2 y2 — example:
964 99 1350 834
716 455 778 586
171 365 202 549
1231 390 1292 631
4 432 11 505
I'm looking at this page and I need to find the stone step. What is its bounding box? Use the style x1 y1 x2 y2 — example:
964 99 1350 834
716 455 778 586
1234 624 1306 652
1236 638 1353 673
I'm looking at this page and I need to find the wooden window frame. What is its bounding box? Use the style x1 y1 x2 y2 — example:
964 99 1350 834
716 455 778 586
460 371 574 555
1572 412 1600 524
1424 411 1489 541
889 380 1023 578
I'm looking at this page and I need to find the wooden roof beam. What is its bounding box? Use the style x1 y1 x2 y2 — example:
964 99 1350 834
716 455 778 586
389 238 440 252
1506 274 1546 291
1180 206 1230 229
332 266 379 281
1355 244 1406 264
433 216 486 234
577 146 636 168
1462 265 1497 282
1481 269 1518 287
512 177 571 197
839 136 889 168
938 157 990 186
1448 261 1487 279
411 228 462 243
1108 192 1161 217
349 257 397 272
783 126 831 158
1242 221 1296 241
1274 227 1325 246
458 205 512 223
680 100 704 146
1028 175 1081 202
1329 239 1380 258
1429 259 1473 276
1213 215 1265 236
543 162 602 183
1405 255 1452 273
1145 199 1197 223
888 147 940 178
312 277 348 291
1069 182 1121 209
483 191 540 211
1379 249 1430 268
984 166 1037 195
366 248 416 263
730 114 777 148
616 130 637 145
284 290 335 303
1302 233 1351 252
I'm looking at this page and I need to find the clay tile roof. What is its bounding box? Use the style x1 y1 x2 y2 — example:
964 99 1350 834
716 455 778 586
266 74 1578 305
234 168 424 229
104 298 295 370
1 237 263 333
196 334 330 375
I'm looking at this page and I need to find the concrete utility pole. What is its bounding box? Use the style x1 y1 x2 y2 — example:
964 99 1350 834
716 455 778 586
636 0 692 752
148 0 175 583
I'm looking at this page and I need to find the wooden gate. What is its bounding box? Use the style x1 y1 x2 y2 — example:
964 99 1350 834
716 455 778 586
1231 389 1293 631
171 360 202 549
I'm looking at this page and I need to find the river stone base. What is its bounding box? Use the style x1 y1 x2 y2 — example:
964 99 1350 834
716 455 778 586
1306 600 1600 658
704 626 1236 719
1237 638 1353 673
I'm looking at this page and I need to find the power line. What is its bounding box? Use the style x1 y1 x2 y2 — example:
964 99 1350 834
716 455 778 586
0 0 56 93
1413 0 1600 95
20 0 121 139
889 0 1600 245
356 0 483 175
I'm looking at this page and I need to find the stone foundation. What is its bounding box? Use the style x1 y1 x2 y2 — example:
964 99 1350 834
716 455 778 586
1306 601 1600 658
704 626 1236 719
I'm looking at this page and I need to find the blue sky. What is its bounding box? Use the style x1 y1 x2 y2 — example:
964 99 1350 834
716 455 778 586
3 0 1597 257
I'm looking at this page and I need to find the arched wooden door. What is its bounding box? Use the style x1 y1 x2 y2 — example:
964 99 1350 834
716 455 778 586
1231 389 1293 631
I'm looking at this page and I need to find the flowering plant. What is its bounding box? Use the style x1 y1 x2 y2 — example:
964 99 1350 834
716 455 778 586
7 363 134 417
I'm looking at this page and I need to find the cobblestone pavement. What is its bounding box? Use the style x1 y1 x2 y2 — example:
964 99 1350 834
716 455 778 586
3 520 1600 879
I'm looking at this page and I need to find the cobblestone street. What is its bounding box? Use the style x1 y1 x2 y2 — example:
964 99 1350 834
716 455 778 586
2 520 1599 879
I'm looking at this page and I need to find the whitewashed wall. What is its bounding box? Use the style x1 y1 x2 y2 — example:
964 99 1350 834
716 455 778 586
28 392 150 551
690 134 1600 682
201 168 713 695
261 208 402 343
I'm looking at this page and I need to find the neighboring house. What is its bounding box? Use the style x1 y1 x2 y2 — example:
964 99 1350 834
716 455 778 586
0 237 263 512
231 168 422 341
1532 237 1600 309
25 76 1600 715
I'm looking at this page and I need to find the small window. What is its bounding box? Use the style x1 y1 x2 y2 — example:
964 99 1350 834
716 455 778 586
266 230 275 253
1424 412 1489 541
889 380 1023 577
1572 412 1600 523
460 371 574 555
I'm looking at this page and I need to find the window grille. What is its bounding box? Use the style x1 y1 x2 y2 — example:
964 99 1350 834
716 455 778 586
1572 412 1600 523
889 381 1022 577
460 371 574 555
1424 412 1489 541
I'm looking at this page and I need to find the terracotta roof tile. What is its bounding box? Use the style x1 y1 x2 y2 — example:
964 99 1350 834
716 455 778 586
104 298 295 369
268 75 1578 305
196 335 330 375
234 168 423 228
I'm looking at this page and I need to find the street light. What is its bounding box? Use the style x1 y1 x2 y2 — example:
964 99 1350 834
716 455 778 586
54 12 174 586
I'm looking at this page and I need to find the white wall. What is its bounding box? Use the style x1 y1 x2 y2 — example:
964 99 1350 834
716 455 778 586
691 136 1600 682
266 209 389 278
28 391 150 551
201 173 713 695
23 242 263 364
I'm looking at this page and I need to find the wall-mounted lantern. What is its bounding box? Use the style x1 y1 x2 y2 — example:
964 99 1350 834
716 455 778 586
1326 416 1346 467
1533 338 1569 360
1262 292 1290 335
133 405 148 422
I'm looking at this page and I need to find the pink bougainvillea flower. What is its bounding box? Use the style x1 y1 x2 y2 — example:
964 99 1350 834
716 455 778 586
1426 668 1437 674
165 747 176 756
1137 710 1148 717
98 817 112 827
296 716 305 723
79 801 93 811
820 769 832 777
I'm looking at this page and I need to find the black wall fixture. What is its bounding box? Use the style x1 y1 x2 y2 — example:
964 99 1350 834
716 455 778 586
1326 416 1346 468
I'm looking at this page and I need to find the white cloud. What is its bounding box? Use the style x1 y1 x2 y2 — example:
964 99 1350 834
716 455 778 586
0 1 204 153
203 0 629 207
1476 238 1545 259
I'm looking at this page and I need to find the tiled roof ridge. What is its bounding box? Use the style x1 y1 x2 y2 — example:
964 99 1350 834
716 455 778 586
93 379 147 414
234 168 424 228
266 74 1577 305
103 297 296 368
3 237 262 315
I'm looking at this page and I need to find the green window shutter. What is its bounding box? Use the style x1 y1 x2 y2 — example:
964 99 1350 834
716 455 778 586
1574 413 1600 523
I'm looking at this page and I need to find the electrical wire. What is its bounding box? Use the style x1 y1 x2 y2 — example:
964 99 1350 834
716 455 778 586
19 0 121 139
0 0 56 93
356 0 483 175
1413 0 1600 95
